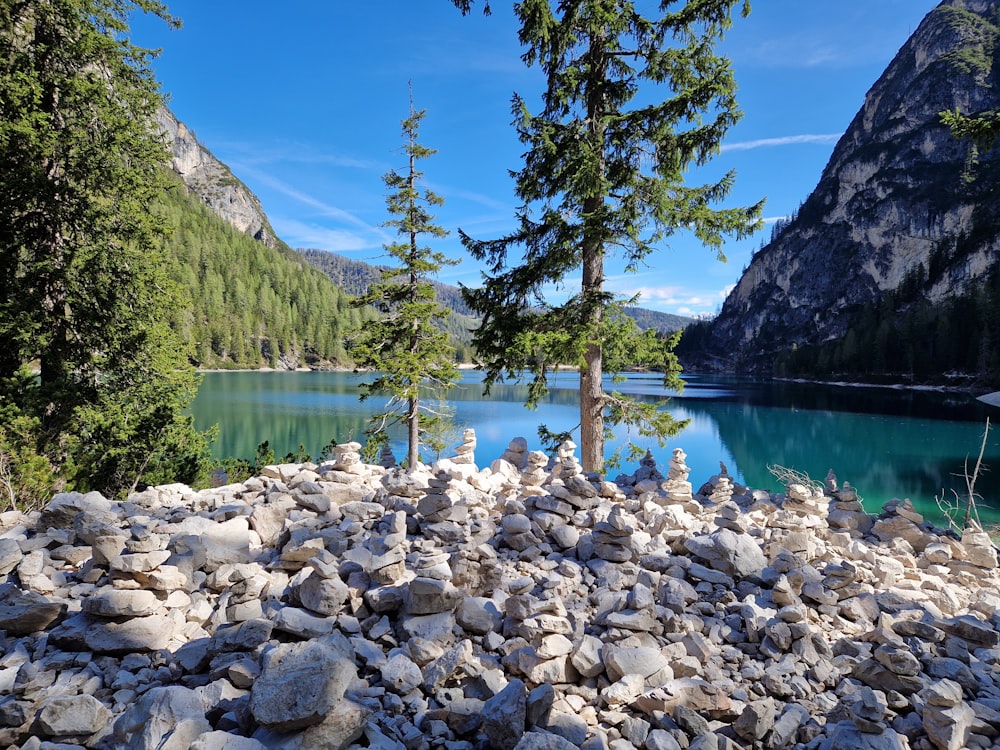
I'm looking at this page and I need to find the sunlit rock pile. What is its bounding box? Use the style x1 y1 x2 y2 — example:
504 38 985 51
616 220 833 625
3 430 1000 750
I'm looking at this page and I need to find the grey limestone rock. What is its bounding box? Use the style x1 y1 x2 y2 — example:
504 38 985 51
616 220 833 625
249 636 356 731
8 431 1000 750
684 527 767 578
512 730 581 750
36 694 111 738
0 584 66 635
484 678 527 750
111 686 213 750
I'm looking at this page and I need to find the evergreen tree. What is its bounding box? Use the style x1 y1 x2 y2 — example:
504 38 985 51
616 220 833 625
461 0 763 471
351 94 460 468
941 107 1000 148
0 0 210 501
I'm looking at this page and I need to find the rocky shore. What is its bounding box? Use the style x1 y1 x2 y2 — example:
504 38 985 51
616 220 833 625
2 430 1000 750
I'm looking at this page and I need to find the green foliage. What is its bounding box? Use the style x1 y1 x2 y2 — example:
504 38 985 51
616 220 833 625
775 262 1000 387
156 177 373 369
209 439 311 485
0 0 212 501
0 408 58 512
460 0 762 472
350 97 461 468
936 6 1000 148
450 0 491 15
298 247 478 361
938 6 998 78
942 107 1000 149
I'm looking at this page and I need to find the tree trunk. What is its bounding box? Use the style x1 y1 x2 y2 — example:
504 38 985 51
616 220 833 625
580 233 604 473
580 341 603 473
579 31 607 474
407 395 419 469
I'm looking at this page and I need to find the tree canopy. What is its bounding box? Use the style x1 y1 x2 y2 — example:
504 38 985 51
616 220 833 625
0 0 210 502
461 0 763 472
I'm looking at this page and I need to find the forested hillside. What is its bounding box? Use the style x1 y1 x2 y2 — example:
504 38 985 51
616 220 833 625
299 247 479 362
159 177 374 369
622 306 692 334
298 247 477 317
776 264 1000 385
298 248 690 359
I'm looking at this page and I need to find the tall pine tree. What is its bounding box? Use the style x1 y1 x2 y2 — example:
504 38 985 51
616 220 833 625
0 0 210 501
461 0 764 472
351 93 460 468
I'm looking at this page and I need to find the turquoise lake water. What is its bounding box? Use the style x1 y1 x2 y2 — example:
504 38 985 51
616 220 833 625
190 370 1000 526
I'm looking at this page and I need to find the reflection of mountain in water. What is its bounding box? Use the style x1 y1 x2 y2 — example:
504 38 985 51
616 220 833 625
192 371 1000 526
668 377 1000 524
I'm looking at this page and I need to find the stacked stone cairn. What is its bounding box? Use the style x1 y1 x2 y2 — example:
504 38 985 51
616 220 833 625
3 432 1000 750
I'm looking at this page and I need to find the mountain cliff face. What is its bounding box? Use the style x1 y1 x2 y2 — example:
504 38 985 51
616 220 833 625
156 106 276 248
696 0 1000 372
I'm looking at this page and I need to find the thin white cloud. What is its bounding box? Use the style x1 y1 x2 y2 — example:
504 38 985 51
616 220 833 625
430 181 514 214
212 138 386 172
744 39 845 69
721 133 842 152
272 219 378 253
230 163 391 241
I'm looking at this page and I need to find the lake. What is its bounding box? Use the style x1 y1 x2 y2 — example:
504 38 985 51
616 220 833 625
190 370 1000 526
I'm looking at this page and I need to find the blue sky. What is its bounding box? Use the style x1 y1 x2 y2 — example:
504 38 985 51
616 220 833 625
133 1 940 318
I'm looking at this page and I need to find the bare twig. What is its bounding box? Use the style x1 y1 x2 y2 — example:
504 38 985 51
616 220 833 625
936 418 990 534
964 417 990 529
767 464 824 494
0 448 16 512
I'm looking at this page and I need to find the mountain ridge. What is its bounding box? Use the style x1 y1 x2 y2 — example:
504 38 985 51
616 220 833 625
156 106 277 248
687 0 1000 377
297 247 696 335
156 108 694 353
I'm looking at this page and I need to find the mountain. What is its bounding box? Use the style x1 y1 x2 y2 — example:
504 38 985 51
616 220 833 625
298 247 694 335
685 0 1000 380
155 108 692 367
157 107 277 248
298 248 478 317
154 108 371 369
621 306 695 334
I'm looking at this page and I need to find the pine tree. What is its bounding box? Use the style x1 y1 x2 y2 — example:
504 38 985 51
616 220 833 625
0 0 210 500
351 93 460 468
461 0 764 472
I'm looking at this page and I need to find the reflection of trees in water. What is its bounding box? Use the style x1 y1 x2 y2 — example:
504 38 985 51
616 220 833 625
675 391 1000 524
193 372 1000 524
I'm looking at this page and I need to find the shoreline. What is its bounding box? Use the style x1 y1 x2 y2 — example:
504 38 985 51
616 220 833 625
194 366 1000 408
6 442 1000 748
197 367 1000 407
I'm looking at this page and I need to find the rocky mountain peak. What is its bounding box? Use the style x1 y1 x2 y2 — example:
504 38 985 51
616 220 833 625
155 105 277 248
696 0 1000 372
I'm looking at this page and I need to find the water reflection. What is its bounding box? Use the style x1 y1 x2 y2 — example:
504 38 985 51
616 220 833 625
191 371 1000 525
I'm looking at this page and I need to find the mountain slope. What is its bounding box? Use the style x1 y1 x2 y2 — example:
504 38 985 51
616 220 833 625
298 247 694 335
158 176 373 369
157 107 277 248
298 247 478 317
689 0 1000 375
155 107 693 366
152 108 372 369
